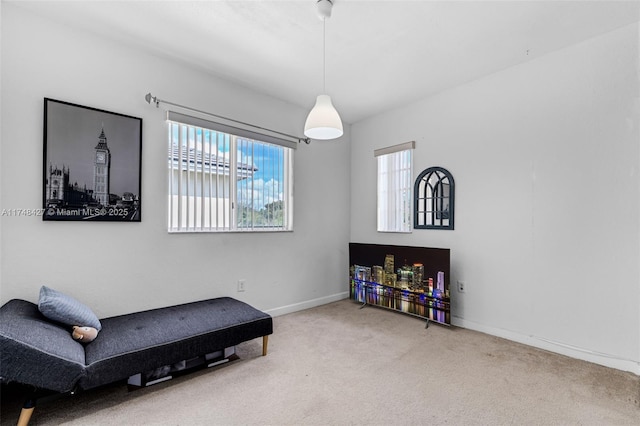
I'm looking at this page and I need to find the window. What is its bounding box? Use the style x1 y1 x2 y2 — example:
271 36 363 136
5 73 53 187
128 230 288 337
414 166 454 230
167 112 294 232
375 141 415 232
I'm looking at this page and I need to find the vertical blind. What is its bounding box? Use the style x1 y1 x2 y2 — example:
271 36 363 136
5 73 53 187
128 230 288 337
375 141 415 233
167 112 294 232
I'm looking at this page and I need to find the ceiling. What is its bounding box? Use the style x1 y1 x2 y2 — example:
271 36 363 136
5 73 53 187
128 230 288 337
10 0 640 124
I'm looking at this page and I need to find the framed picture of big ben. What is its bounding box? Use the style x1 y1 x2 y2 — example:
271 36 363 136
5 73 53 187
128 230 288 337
42 98 142 222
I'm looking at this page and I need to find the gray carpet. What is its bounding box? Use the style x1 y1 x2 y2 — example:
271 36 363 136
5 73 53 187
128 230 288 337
2 299 639 425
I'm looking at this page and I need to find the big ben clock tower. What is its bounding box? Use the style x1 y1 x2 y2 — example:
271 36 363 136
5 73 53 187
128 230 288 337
93 127 111 206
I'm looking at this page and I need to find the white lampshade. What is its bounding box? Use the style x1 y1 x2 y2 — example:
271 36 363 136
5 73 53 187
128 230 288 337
304 95 343 140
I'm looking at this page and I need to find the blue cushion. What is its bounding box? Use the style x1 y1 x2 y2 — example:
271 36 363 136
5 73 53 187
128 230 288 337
38 286 102 331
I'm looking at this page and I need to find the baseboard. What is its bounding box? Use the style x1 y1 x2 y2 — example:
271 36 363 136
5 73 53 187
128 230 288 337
453 316 640 376
266 297 640 375
265 291 349 317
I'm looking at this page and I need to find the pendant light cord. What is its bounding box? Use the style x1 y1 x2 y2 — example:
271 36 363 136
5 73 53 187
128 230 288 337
323 17 326 94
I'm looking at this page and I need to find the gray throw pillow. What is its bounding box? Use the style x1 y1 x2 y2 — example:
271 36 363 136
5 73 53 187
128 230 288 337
38 285 102 330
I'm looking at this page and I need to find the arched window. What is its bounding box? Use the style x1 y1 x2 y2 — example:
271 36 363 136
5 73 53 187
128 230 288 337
414 167 454 230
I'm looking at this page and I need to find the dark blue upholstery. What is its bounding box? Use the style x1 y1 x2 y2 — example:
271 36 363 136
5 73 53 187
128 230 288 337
81 297 272 389
0 297 272 393
0 299 86 393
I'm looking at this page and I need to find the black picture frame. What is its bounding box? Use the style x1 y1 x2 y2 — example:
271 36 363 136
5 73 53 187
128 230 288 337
42 98 142 222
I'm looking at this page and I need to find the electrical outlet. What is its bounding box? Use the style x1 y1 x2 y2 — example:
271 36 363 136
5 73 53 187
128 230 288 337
457 280 465 293
237 279 246 292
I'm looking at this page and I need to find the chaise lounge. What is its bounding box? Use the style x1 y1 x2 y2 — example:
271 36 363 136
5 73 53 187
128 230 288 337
0 295 273 425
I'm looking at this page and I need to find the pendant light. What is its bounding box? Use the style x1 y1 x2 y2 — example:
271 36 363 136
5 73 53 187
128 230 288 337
304 0 343 140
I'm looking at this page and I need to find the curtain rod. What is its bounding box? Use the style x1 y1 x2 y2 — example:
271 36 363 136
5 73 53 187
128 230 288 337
145 93 311 144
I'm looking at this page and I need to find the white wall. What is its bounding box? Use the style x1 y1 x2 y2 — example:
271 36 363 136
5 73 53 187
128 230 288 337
351 23 640 374
0 4 350 317
2 3 638 376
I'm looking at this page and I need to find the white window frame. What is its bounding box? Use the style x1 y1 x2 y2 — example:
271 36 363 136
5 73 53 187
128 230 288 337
375 141 415 233
167 111 294 233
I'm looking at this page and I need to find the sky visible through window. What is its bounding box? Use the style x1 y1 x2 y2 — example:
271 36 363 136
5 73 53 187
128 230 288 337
174 126 284 211
237 138 284 212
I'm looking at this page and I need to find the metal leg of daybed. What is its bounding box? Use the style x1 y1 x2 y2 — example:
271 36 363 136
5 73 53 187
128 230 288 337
262 335 269 356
